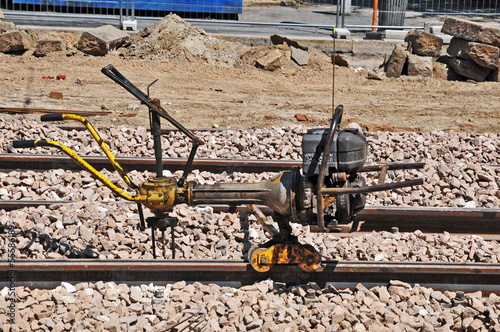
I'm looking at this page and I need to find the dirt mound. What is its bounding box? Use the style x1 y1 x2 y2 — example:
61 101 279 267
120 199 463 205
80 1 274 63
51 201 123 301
122 14 249 67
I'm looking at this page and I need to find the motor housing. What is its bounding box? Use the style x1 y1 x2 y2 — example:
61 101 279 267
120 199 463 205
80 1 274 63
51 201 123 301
302 127 367 176
301 127 368 230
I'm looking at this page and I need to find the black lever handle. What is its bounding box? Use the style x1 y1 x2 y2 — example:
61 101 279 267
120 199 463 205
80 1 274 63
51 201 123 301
13 140 51 148
41 114 64 122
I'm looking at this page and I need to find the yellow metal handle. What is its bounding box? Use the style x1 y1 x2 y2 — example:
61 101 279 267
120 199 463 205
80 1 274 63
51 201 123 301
29 139 140 202
48 114 137 189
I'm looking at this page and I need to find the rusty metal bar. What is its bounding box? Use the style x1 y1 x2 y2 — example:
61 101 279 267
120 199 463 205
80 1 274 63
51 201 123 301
359 162 425 172
1 260 498 293
0 154 426 174
321 178 424 195
0 107 111 116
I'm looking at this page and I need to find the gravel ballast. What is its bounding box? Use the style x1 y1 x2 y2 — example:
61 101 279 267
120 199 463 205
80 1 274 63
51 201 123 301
1 118 500 332
1 280 499 331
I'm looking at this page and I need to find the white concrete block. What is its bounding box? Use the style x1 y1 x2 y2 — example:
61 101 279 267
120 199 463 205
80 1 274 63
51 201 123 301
121 19 137 31
384 29 411 40
334 28 351 40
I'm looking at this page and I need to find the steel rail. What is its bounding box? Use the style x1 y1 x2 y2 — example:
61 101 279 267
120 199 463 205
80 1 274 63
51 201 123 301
1 260 499 293
0 200 498 236
0 107 111 116
0 154 424 173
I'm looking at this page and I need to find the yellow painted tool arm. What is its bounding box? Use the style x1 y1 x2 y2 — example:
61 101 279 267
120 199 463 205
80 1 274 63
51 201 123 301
40 113 137 189
12 139 140 202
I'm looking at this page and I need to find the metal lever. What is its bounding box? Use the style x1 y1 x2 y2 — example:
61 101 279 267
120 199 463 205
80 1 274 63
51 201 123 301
101 65 203 145
102 64 203 184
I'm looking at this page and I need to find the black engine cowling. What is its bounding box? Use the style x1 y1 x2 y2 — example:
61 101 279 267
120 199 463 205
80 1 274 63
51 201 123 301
302 127 367 176
300 127 368 230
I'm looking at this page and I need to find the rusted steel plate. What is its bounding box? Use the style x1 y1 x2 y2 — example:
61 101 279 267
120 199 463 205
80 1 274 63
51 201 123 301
1 260 498 293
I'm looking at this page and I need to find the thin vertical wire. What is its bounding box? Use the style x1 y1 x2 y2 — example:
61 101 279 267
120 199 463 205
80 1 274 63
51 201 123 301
332 29 335 115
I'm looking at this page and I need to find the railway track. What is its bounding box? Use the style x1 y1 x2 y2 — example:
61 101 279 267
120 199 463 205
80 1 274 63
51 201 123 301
2 260 499 293
1 200 499 238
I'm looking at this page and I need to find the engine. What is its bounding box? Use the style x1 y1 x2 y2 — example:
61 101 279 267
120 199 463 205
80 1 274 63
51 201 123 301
299 127 367 231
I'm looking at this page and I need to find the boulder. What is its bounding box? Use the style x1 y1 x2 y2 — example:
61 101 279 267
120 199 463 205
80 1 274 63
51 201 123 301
449 57 491 82
0 30 37 53
270 34 308 51
34 39 66 57
404 29 443 57
407 54 433 77
76 25 130 56
255 48 283 71
447 37 499 69
386 43 409 78
333 54 350 67
0 8 4 20
442 17 500 47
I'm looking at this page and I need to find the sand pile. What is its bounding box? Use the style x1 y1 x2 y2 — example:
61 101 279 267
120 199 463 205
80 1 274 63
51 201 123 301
122 14 249 67
121 13 332 71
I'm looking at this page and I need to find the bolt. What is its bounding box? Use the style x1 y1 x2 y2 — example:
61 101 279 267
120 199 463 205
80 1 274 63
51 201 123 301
455 291 464 301
391 227 399 234
260 256 266 265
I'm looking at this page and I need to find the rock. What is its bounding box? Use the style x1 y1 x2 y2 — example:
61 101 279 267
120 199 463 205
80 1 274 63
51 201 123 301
442 17 500 47
386 43 408 78
130 286 143 303
407 55 433 77
448 57 491 82
80 225 93 242
270 34 308 51
366 71 382 80
255 49 283 71
103 318 121 332
0 8 3 19
0 21 16 32
0 30 37 53
468 318 483 331
33 39 66 57
49 91 63 100
447 37 499 69
404 29 443 57
61 282 76 293
295 114 311 121
76 25 130 56
334 54 350 67
290 46 308 66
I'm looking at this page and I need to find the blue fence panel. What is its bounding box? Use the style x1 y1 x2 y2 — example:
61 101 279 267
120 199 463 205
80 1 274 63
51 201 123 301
11 0 243 14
